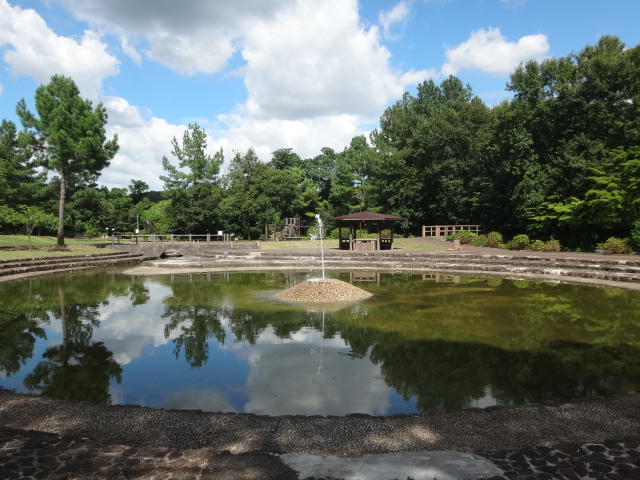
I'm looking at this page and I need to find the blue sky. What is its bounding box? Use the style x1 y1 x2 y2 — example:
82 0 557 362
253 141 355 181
1 0 639 191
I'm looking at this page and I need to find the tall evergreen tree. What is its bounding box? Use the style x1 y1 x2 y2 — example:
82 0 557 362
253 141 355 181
160 124 224 233
16 75 118 245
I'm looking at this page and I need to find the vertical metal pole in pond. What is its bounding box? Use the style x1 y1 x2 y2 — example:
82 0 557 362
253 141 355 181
316 214 325 280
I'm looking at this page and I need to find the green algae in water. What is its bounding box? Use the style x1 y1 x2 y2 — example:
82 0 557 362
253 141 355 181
1 270 640 415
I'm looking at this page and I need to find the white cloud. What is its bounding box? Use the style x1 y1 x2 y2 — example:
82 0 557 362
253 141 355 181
99 99 364 190
0 0 119 100
53 0 294 75
90 0 432 185
379 1 411 40
36 0 431 188
101 96 187 191
211 114 364 165
441 27 549 76
242 0 422 120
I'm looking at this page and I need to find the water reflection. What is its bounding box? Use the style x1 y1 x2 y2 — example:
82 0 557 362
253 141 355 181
1 271 640 415
243 327 390 416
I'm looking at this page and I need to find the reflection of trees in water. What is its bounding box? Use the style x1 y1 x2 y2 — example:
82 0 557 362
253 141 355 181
333 322 640 409
338 275 640 350
161 277 228 367
333 275 640 409
24 341 122 403
0 272 150 384
0 311 46 376
163 305 227 368
22 275 122 403
157 272 640 407
0 279 53 377
160 273 330 367
9 270 639 410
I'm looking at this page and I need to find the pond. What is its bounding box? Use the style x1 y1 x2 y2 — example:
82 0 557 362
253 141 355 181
1 269 640 416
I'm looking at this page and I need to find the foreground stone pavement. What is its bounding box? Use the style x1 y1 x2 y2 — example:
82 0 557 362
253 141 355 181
2 387 640 479
0 426 295 479
479 438 640 479
2 425 640 479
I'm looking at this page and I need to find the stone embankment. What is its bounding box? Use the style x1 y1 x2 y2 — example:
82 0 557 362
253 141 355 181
140 248 640 289
0 251 145 283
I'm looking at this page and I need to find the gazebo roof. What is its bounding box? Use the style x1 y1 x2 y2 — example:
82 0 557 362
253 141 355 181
329 210 405 222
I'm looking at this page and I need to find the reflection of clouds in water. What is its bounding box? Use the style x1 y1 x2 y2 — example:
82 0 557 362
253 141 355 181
469 386 498 408
160 388 237 413
244 327 390 416
109 384 124 405
90 282 181 365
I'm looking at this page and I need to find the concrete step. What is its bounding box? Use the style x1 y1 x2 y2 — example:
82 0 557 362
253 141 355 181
189 251 640 284
0 251 134 267
0 252 144 278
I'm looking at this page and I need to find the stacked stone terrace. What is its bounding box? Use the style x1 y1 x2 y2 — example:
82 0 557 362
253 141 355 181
173 250 640 287
0 251 145 282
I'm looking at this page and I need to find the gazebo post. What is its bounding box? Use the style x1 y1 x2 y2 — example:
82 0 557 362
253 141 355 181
349 224 354 250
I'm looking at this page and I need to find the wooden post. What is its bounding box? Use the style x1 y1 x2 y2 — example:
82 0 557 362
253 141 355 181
349 225 354 250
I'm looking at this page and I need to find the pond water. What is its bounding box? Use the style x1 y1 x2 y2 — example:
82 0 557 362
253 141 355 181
1 269 640 416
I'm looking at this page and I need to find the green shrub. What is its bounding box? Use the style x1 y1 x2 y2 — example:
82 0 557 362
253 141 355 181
597 237 633 254
380 229 391 239
528 240 546 251
458 231 477 244
502 239 515 250
485 231 503 248
447 230 477 244
471 234 487 246
511 234 530 250
327 228 347 239
543 239 561 252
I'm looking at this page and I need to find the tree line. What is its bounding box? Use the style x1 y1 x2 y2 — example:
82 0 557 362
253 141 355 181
1 35 638 250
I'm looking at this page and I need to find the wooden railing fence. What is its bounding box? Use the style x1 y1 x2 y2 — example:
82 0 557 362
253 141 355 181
421 225 482 238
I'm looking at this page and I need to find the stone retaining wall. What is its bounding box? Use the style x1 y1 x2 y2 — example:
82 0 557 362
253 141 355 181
110 241 260 258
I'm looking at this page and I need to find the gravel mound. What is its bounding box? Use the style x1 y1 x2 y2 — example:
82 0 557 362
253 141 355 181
275 279 373 303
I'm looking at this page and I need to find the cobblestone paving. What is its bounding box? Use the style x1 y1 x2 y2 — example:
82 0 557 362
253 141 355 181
0 427 293 480
478 436 640 479
3 425 640 479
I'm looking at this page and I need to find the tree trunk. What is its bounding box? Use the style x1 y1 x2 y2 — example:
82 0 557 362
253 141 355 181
57 173 66 247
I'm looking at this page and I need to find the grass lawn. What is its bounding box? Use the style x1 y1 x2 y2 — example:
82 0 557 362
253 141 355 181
0 236 116 261
0 235 444 261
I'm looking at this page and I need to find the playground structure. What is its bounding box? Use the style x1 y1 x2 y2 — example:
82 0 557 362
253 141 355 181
265 217 325 241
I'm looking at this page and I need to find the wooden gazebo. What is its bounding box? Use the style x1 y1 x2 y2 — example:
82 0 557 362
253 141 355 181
329 211 405 251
